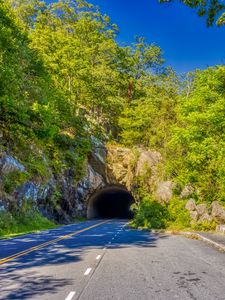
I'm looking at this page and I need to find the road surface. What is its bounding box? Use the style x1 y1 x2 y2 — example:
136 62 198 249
0 219 225 300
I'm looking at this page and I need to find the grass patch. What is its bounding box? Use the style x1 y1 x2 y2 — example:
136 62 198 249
0 210 58 239
71 217 87 223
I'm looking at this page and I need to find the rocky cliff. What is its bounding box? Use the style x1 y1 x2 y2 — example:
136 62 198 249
0 139 106 222
1 142 225 226
0 142 169 222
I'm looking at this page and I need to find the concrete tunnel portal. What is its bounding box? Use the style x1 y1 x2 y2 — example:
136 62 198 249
87 185 135 219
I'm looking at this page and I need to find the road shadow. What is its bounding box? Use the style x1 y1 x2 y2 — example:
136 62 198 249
0 220 168 299
0 270 72 300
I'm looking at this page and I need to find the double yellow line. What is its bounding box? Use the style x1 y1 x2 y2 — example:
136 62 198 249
0 220 109 266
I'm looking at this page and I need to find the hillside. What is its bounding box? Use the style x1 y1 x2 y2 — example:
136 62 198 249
0 0 225 237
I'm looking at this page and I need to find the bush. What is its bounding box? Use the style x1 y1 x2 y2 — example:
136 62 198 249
132 195 216 232
0 211 17 235
167 197 191 230
132 196 169 229
192 220 217 231
131 195 204 231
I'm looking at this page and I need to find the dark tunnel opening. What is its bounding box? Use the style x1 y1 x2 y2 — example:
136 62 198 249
87 186 135 219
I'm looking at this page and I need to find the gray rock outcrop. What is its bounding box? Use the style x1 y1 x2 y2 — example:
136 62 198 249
185 199 196 211
211 201 225 223
186 200 225 225
0 153 25 174
180 184 194 199
196 203 208 216
155 181 174 204
0 143 169 222
199 213 212 223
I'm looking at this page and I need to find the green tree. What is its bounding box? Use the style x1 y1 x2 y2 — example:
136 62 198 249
28 1 129 136
0 0 56 147
119 37 164 101
167 66 225 202
119 69 179 149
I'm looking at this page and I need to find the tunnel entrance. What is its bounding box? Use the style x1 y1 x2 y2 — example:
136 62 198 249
87 185 135 219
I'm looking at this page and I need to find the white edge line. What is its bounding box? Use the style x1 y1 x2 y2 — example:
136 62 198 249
197 234 225 251
65 291 76 300
182 232 225 252
96 255 101 260
84 267 92 276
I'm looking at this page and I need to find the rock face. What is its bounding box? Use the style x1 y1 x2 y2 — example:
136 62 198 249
136 151 161 177
180 184 194 199
185 199 196 211
185 199 225 225
0 143 166 222
211 201 225 223
155 181 174 204
0 153 25 174
106 146 136 189
190 211 198 222
106 145 165 198
199 213 212 223
2 142 225 226
0 146 107 222
186 201 210 224
196 204 208 216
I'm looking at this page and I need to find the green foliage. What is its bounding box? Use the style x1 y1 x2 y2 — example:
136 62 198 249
0 209 57 238
167 66 225 203
28 0 127 134
0 211 16 236
132 195 216 231
1 0 167 187
1 0 224 233
48 190 61 208
131 196 169 229
191 220 217 231
167 197 191 230
1 0 128 184
217 12 225 26
3 171 28 194
131 195 191 231
121 66 225 230
119 70 178 149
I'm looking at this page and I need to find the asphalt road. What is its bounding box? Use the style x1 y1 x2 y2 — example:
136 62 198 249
0 219 225 300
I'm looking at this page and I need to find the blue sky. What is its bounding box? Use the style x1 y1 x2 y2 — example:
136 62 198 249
47 0 225 73
88 0 225 73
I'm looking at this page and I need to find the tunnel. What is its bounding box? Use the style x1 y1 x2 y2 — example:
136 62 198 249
87 185 135 219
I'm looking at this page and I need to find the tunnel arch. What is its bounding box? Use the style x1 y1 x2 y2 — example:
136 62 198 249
87 185 135 219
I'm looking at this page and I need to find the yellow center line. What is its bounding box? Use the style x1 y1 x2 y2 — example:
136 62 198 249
0 220 109 266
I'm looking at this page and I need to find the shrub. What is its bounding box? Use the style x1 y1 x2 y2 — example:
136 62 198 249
167 197 191 230
132 196 169 229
